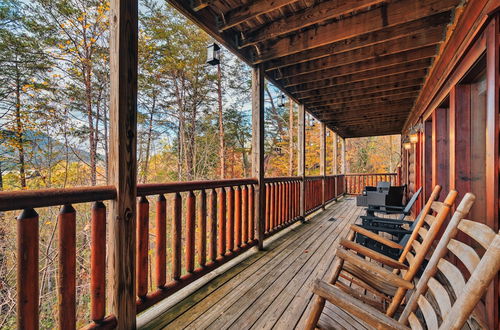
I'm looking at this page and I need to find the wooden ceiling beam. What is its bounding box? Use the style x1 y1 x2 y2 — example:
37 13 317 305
287 59 430 92
308 92 419 109
219 0 300 32
242 0 458 50
240 0 384 46
258 12 451 67
321 111 411 122
298 78 423 102
302 85 422 106
310 99 416 113
312 101 415 116
292 71 426 96
282 46 436 87
274 28 443 79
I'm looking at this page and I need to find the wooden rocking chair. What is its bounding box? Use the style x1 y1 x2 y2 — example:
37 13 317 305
306 193 499 330
305 189 459 329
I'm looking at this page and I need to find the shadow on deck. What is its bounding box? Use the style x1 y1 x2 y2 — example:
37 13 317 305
139 197 364 329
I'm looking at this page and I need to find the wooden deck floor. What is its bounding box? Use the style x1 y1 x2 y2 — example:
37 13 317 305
142 197 365 330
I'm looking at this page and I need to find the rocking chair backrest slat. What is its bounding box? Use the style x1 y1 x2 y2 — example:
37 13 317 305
402 187 422 214
398 185 441 263
399 193 500 330
386 189 457 316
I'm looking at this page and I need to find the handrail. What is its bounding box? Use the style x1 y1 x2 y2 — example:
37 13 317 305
345 172 397 176
137 178 258 196
0 185 116 212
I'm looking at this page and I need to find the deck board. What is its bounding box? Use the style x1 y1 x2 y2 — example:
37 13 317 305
144 197 367 330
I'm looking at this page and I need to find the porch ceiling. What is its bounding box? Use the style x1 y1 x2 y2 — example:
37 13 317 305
169 0 462 138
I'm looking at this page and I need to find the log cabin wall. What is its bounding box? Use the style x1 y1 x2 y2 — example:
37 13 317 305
403 6 499 329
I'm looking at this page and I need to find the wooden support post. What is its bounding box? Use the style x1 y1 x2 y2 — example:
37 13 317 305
485 17 499 329
320 123 326 209
297 104 306 219
108 0 138 327
252 64 265 250
332 132 337 175
341 138 346 174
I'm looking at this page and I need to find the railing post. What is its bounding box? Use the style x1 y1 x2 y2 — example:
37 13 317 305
108 0 138 326
252 64 265 250
298 104 306 219
320 123 326 209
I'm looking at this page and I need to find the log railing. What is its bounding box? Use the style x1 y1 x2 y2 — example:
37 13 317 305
0 175 349 328
134 178 258 313
344 173 398 195
263 177 301 236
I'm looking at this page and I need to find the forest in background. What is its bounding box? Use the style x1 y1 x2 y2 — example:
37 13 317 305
0 0 401 327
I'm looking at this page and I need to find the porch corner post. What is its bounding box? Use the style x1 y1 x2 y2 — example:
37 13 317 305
108 0 138 327
251 64 265 250
341 137 346 195
332 132 338 198
298 104 306 219
320 123 326 209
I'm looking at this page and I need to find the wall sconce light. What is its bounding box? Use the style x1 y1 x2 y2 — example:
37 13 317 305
206 42 221 65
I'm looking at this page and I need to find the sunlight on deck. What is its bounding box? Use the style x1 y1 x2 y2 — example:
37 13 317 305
139 197 363 329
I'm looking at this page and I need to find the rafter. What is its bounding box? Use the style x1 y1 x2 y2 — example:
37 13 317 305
297 79 423 102
300 84 422 106
310 99 416 113
242 0 458 49
281 46 435 87
308 92 419 109
321 110 411 122
241 0 384 45
275 28 443 79
312 101 416 116
258 12 451 67
219 0 300 32
294 71 425 98
287 59 430 92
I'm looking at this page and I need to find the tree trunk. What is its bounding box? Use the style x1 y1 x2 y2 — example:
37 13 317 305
0 160 3 191
15 70 26 189
142 95 156 183
84 61 96 185
288 100 294 176
217 63 225 179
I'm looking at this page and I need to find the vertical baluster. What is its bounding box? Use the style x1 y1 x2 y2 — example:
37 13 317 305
209 189 217 262
285 182 290 222
218 188 226 257
155 195 166 288
137 197 149 298
279 182 284 225
249 185 255 241
91 202 106 322
234 186 242 248
242 185 249 245
270 183 275 231
227 187 234 252
172 193 182 280
198 190 207 268
58 204 76 329
17 208 39 329
265 183 270 233
186 191 196 273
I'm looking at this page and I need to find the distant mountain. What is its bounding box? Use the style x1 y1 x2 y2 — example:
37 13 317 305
0 129 91 171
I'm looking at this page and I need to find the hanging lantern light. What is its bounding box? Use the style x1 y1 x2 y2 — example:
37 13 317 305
206 42 221 65
277 93 286 108
409 126 419 144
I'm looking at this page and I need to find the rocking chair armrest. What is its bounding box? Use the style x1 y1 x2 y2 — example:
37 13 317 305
340 238 407 270
336 249 414 290
361 216 413 225
350 225 404 250
367 204 405 211
312 280 409 330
